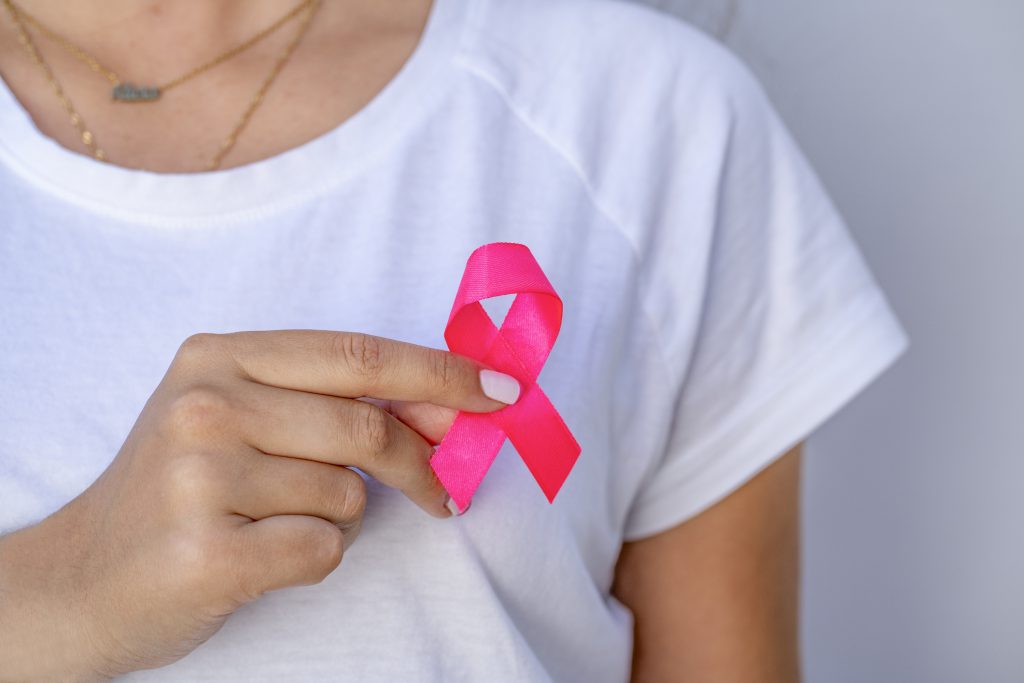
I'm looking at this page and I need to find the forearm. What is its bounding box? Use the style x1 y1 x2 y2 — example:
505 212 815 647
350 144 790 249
0 518 107 682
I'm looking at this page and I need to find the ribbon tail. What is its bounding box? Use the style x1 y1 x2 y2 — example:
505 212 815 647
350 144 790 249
500 383 581 503
430 412 507 513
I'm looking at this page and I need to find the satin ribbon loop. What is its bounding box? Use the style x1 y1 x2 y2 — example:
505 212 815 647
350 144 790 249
430 242 581 513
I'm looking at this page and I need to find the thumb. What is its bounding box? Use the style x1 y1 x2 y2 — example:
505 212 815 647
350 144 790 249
387 400 459 446
359 398 458 446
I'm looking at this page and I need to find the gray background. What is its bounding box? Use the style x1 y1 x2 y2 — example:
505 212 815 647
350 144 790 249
637 1 1023 681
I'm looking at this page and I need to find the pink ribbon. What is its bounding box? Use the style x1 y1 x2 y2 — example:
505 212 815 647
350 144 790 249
430 242 581 514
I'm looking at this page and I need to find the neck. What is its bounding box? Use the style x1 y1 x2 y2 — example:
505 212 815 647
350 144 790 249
6 0 319 85
10 0 315 60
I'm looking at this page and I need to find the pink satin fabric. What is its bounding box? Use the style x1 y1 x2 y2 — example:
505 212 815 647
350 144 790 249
430 242 581 514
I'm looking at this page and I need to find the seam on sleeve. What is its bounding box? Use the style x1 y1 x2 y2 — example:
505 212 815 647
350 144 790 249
452 51 735 543
622 284 910 541
452 56 679 383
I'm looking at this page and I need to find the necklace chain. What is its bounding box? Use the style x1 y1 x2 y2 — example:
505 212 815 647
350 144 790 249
1 0 320 170
2 0 105 159
6 0 315 97
207 1 318 171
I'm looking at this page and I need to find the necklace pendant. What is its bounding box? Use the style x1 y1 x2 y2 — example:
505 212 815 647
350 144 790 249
112 83 160 102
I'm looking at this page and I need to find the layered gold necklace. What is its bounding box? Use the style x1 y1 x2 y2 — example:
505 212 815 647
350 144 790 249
1 0 321 170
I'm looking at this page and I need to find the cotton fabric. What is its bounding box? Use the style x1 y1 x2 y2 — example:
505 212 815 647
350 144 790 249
0 0 909 680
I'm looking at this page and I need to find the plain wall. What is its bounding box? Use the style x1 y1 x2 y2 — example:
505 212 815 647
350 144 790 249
640 1 1024 681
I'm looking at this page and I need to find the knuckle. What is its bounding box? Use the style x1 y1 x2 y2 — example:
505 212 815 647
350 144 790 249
330 470 368 523
165 386 233 441
340 514 363 552
352 402 392 459
330 332 386 380
313 526 345 580
307 469 367 525
431 351 463 396
174 332 220 368
164 451 219 503
270 523 345 590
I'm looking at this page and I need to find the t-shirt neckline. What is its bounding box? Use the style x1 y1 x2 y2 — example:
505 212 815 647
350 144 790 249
0 0 464 221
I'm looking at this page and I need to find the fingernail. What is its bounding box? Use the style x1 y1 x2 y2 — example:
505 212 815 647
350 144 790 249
479 369 520 404
445 495 470 516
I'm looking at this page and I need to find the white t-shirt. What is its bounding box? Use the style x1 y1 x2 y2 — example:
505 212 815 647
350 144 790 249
0 0 910 680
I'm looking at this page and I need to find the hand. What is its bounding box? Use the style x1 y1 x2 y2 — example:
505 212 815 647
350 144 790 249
366 399 462 447
0 331 518 681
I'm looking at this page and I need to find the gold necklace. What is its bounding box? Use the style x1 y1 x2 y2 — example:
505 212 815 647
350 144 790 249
2 0 321 170
5 0 314 102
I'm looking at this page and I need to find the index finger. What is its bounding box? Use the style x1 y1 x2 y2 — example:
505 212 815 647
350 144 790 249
185 330 521 411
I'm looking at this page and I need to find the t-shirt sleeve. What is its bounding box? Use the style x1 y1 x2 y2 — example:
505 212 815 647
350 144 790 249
620 45 910 542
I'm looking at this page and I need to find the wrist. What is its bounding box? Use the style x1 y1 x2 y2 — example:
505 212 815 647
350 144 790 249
0 516 111 682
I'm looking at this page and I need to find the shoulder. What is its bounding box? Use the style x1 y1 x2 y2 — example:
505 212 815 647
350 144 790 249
454 0 779 233
463 0 727 67
455 0 785 274
456 0 766 122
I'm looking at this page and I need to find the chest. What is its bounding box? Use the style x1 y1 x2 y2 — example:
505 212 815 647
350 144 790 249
0 183 672 598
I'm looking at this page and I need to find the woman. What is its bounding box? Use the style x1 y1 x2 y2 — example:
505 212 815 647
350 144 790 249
0 0 909 680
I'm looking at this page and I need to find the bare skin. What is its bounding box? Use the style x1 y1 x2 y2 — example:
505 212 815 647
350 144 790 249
0 2 803 680
0 0 433 171
612 444 803 683
0 331 514 680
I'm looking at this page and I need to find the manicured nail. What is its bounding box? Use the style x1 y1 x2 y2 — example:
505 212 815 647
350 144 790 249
445 496 470 516
479 369 520 404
